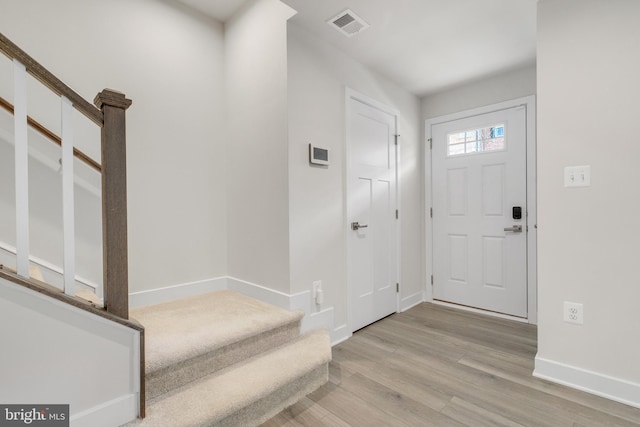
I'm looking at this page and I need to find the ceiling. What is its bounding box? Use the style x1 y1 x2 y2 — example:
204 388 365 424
177 0 248 21
177 0 537 97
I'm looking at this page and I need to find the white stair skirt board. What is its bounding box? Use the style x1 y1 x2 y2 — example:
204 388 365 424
70 394 138 427
0 278 140 425
534 357 640 409
126 290 331 427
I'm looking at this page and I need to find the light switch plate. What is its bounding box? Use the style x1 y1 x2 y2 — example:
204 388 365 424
564 165 591 187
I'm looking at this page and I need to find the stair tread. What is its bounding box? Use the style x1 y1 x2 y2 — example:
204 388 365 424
131 290 304 373
130 329 331 426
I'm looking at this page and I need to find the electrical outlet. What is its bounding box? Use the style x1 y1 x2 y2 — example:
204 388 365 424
313 280 322 305
563 302 583 324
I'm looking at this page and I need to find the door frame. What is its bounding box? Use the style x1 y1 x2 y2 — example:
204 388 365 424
424 96 537 324
345 87 401 333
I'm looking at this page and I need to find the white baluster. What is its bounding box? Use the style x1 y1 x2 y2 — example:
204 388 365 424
13 60 29 278
61 96 76 296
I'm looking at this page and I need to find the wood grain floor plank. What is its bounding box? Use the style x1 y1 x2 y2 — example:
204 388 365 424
384 328 636 426
335 358 453 412
261 303 640 427
259 412 292 427
360 319 472 361
278 397 333 426
383 349 578 426
330 344 383 376
338 372 464 426
440 396 526 427
403 305 537 357
315 412 352 427
347 329 400 354
306 382 413 427
459 352 640 425
260 399 354 427
327 360 354 386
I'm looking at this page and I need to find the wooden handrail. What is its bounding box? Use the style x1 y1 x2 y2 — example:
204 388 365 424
0 265 142 330
0 96 102 172
0 33 103 127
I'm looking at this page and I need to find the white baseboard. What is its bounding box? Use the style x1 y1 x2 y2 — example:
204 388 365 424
331 324 351 346
400 291 424 312
534 357 640 409
70 394 138 427
226 277 295 310
302 307 333 335
289 290 312 313
227 277 347 344
129 277 227 308
430 300 530 323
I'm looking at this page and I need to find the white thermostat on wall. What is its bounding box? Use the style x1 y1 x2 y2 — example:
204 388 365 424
309 144 329 166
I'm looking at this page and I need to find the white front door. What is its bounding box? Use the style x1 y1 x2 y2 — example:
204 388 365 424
431 106 528 317
347 94 398 332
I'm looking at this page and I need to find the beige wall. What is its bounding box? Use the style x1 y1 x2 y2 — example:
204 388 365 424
0 0 228 293
288 25 422 332
422 65 537 120
225 0 296 293
536 0 640 401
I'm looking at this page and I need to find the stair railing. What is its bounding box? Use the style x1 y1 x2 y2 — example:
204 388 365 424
0 32 132 319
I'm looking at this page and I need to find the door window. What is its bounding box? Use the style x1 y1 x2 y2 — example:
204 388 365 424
447 124 505 157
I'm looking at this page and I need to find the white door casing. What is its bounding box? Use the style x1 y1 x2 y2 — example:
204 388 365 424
430 104 530 318
347 90 398 332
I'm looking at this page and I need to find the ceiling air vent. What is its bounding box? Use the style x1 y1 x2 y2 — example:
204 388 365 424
327 9 369 38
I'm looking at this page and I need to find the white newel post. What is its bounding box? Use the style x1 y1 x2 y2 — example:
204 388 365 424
13 59 29 278
61 96 76 296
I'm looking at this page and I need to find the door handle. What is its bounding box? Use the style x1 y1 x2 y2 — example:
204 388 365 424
504 225 523 233
351 222 369 231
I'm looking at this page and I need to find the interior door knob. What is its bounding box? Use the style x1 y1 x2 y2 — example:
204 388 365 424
503 225 523 233
351 222 369 231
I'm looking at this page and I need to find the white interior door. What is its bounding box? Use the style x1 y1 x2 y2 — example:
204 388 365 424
348 95 397 332
431 106 527 317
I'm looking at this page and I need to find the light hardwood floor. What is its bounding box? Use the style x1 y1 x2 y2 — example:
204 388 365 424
261 303 640 427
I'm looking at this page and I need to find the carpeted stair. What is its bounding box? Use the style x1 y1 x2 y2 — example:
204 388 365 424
125 290 331 427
